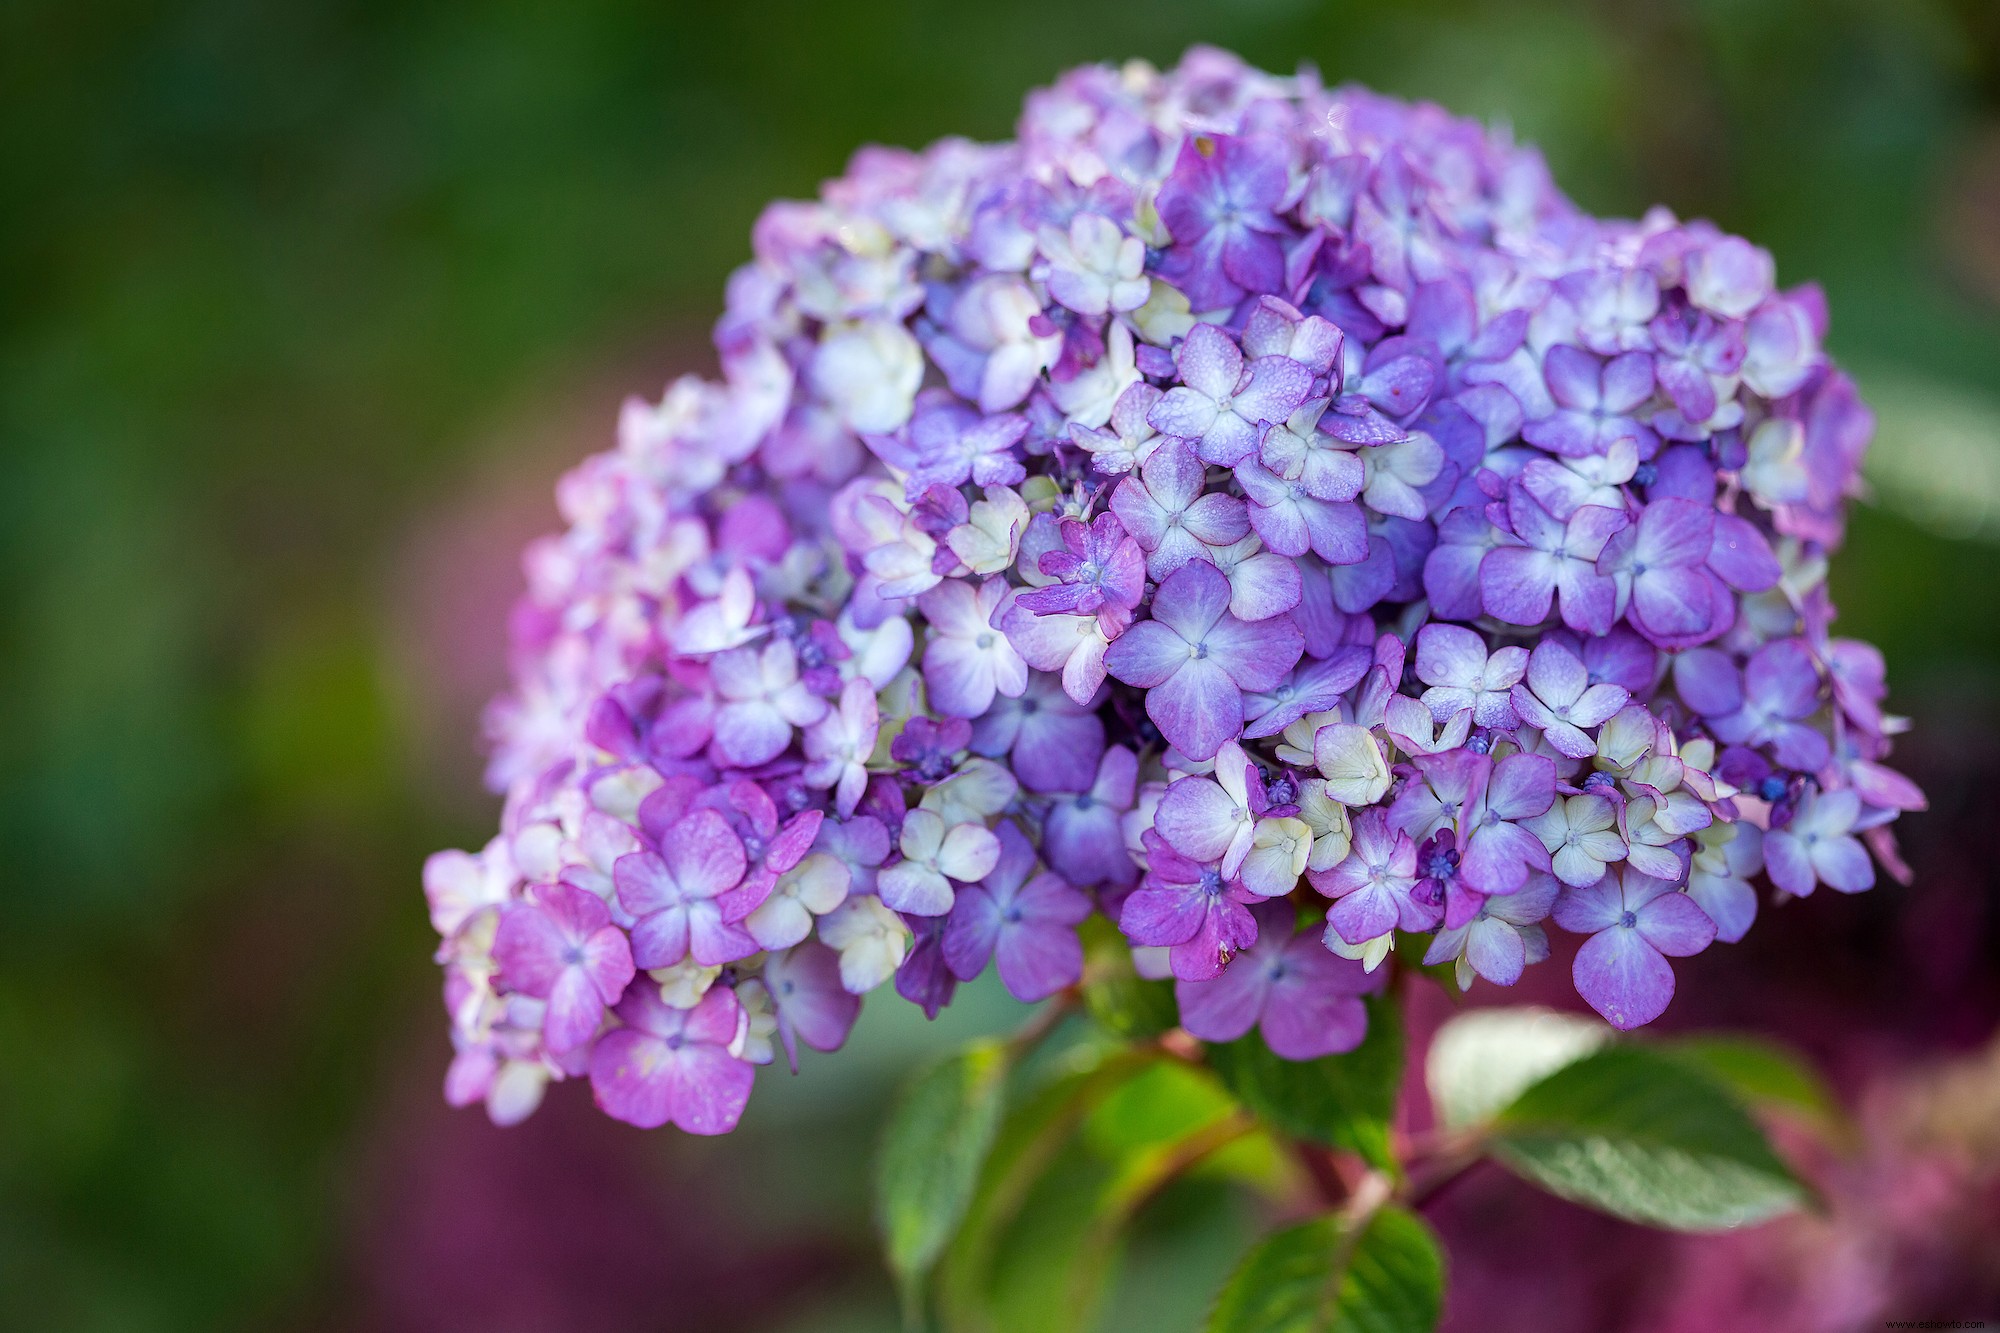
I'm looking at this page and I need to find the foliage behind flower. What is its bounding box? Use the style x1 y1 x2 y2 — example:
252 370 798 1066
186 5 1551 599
424 47 1921 1134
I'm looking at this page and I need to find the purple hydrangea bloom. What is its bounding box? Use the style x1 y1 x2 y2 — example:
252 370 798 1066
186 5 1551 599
1554 868 1716 1029
1102 560 1302 761
1423 871 1559 988
1109 440 1250 581
493 883 636 1056
614 810 759 969
1015 512 1146 632
1310 808 1433 947
943 822 1091 1001
425 52 1917 1132
1120 830 1259 982
589 985 754 1133
1765 787 1874 897
1149 324 1313 468
1481 486 1629 634
1523 346 1659 459
1155 133 1292 311
1175 901 1381 1059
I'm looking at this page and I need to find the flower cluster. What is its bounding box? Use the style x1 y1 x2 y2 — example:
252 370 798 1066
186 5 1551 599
425 48 1921 1133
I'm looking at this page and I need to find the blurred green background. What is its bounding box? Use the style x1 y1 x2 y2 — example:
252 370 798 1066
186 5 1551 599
3 1 1999 1329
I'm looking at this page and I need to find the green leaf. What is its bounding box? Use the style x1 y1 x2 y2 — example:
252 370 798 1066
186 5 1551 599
937 1046 1157 1332
1489 1044 1808 1231
877 1038 1012 1317
1663 1035 1847 1138
1424 1006 1609 1130
1205 1205 1444 1333
1079 916 1180 1042
1206 995 1403 1169
938 1048 1269 1333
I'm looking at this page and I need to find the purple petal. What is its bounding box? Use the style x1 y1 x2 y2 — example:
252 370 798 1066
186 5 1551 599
1102 619 1187 689
1145 656 1243 762
1636 890 1717 956
1572 926 1676 1029
995 917 1085 1001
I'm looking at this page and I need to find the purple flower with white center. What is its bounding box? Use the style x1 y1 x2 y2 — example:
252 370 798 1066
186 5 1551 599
1102 560 1303 761
1554 868 1716 1029
919 577 1029 718
762 940 861 1070
1310 808 1433 949
709 638 829 768
492 883 636 1055
1037 211 1149 317
1110 440 1251 579
1119 829 1258 982
876 808 1002 917
1510 640 1631 758
1414 623 1529 730
615 809 760 969
969 670 1105 794
1015 512 1146 632
1765 787 1875 897
1042 745 1139 889
1148 324 1312 467
1154 132 1292 311
1703 638 1832 772
1175 901 1380 1060
1480 485 1628 634
1070 380 1165 476
1523 345 1659 460
943 822 1090 1001
802 677 880 816
589 984 752 1133
1235 458 1369 564
1423 872 1559 988
1522 792 1629 886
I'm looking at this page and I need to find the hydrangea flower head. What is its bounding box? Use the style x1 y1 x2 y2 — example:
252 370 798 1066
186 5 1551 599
426 48 1920 1131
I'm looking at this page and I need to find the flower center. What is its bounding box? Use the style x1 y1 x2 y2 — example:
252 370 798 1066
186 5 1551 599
1620 910 1638 929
